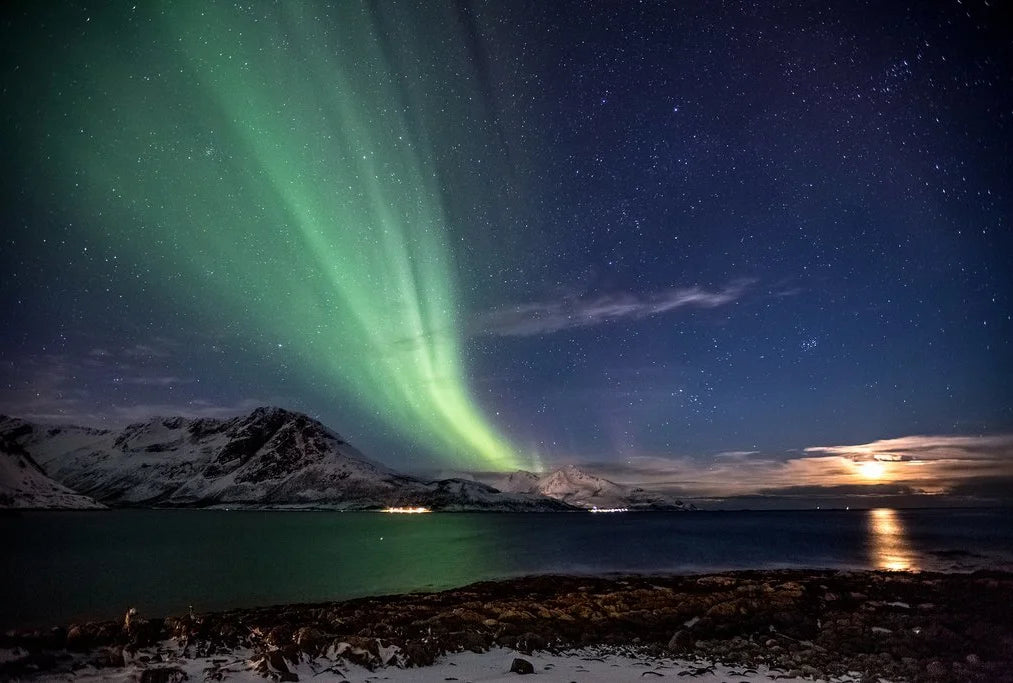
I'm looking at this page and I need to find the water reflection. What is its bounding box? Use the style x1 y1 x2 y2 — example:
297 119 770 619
868 508 917 570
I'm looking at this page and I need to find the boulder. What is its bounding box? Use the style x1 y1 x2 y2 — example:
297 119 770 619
510 657 535 674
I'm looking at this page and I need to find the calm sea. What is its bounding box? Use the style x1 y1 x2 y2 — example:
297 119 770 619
2 508 1011 628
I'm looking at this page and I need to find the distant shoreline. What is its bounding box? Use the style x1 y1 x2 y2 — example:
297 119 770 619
5 503 1012 513
3 569 1011 682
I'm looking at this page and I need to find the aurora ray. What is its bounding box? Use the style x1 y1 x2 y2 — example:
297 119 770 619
27 2 524 469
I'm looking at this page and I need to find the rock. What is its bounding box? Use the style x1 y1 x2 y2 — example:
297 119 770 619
517 631 546 654
667 629 694 651
127 617 162 648
925 659 948 680
65 625 89 651
251 651 299 682
510 657 535 674
799 664 820 678
401 639 440 666
66 622 116 651
292 626 326 651
329 637 379 669
89 645 125 668
455 630 488 653
265 625 293 648
498 609 529 623
140 667 189 683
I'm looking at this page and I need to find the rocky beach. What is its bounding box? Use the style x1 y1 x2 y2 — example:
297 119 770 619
3 569 1012 682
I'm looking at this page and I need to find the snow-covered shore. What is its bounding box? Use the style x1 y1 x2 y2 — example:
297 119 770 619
15 644 871 683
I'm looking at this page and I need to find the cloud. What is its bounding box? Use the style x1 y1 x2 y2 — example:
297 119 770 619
0 336 262 427
947 476 1013 499
753 483 926 499
804 434 1013 463
559 433 1013 502
474 281 749 337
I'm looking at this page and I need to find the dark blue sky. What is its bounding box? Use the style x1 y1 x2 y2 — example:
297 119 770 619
1 1 1010 487
460 0 1012 460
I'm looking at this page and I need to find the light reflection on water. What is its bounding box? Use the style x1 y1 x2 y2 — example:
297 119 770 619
868 508 916 570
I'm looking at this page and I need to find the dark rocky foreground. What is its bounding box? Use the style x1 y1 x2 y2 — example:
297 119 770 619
3 570 1012 682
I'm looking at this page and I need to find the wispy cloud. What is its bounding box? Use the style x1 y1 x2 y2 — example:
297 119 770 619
712 450 760 461
121 340 178 359
474 281 750 337
9 398 272 427
0 336 250 426
119 376 194 387
105 399 269 424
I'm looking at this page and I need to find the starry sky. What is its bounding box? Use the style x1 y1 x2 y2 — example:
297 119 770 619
1 2 1011 497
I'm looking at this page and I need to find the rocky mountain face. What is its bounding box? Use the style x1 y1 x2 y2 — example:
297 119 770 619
483 464 690 510
0 436 104 509
0 408 571 511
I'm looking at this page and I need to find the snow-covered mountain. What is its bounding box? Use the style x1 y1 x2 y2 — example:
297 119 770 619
483 464 690 510
536 464 630 507
412 478 572 512
493 469 541 493
0 436 104 509
0 408 571 511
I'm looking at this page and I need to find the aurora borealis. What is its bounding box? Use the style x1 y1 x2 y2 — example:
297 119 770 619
2 1 1011 498
4 3 527 469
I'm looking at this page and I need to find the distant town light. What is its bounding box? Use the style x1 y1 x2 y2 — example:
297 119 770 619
382 506 431 514
589 506 628 513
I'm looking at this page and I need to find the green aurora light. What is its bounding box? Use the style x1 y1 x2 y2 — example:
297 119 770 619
26 3 526 470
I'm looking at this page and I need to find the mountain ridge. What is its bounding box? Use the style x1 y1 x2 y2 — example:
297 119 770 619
0 407 572 511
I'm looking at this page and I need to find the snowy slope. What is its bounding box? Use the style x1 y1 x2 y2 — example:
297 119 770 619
486 470 541 494
483 464 688 510
0 436 104 509
0 408 570 510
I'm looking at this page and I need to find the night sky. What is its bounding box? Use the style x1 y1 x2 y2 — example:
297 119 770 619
2 2 1010 496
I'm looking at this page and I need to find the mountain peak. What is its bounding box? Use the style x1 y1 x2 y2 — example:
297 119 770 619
475 463 688 510
246 405 300 421
3 406 396 507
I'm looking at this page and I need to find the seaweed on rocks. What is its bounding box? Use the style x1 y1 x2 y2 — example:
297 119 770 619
2 570 1012 682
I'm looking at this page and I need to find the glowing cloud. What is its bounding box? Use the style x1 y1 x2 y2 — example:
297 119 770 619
31 4 523 469
581 433 1013 499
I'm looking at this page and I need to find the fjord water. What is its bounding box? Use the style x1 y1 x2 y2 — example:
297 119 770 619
3 508 1011 628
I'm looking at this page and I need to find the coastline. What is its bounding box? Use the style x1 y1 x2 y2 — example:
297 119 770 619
4 569 1012 682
